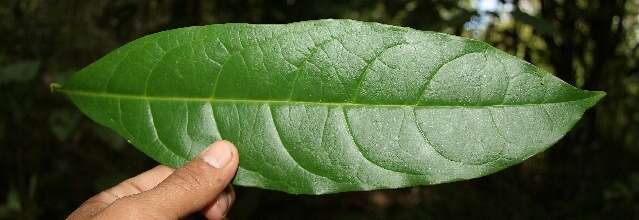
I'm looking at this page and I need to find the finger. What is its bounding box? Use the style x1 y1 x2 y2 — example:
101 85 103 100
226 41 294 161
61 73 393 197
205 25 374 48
202 186 236 220
100 140 239 219
67 166 174 219
103 165 175 202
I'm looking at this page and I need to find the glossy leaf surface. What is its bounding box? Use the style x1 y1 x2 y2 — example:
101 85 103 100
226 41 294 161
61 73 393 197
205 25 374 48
55 19 604 194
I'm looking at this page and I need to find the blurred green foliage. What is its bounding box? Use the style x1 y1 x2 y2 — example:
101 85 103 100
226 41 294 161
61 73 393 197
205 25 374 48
1 0 638 219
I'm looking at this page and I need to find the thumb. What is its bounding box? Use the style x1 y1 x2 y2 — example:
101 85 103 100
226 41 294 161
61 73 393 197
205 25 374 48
100 140 239 219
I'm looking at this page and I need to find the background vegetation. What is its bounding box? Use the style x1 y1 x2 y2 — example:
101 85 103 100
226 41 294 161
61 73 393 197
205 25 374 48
1 0 638 219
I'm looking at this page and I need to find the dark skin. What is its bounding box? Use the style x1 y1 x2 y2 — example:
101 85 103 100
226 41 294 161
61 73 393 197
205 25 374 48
67 140 240 220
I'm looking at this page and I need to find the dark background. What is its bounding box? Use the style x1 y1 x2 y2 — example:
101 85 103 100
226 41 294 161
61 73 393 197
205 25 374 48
1 0 638 219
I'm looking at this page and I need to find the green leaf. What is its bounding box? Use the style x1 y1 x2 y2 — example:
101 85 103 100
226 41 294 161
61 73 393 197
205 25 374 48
54 19 604 194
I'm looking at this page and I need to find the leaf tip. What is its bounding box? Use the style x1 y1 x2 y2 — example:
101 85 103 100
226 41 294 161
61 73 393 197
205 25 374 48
591 90 606 102
583 90 606 107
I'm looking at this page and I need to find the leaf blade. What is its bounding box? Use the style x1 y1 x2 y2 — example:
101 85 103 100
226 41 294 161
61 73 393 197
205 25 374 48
56 19 604 194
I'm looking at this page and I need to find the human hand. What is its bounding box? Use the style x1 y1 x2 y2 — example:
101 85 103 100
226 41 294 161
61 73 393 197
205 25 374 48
68 140 239 220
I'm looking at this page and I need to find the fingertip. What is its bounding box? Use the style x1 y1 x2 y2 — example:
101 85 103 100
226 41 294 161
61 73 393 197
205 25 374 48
202 198 228 220
202 187 235 220
213 140 238 153
220 140 239 164
213 140 239 159
201 140 239 170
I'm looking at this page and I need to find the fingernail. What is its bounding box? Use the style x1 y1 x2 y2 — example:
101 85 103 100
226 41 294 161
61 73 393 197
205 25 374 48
201 141 233 169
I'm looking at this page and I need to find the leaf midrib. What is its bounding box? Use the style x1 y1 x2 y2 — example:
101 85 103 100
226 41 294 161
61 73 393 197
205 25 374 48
57 88 602 108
